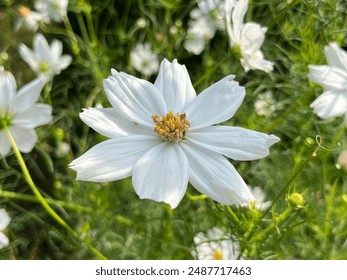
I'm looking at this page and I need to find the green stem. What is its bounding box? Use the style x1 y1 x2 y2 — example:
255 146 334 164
62 15 80 56
0 190 92 213
3 124 107 260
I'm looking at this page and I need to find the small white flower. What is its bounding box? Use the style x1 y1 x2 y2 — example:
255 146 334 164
130 43 159 77
15 6 47 32
308 42 347 125
0 209 11 249
69 59 279 208
193 227 242 260
0 66 52 156
254 91 277 117
225 0 274 72
34 0 68 23
245 186 272 211
19 33 72 81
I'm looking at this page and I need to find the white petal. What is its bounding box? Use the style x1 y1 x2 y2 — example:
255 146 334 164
0 209 11 231
9 126 37 153
185 75 245 129
18 44 39 72
181 142 254 205
0 130 11 156
154 58 196 112
240 23 266 54
13 77 46 114
187 126 279 161
232 0 248 43
310 89 347 119
34 33 51 62
103 70 167 126
12 104 52 128
132 142 189 208
241 51 274 73
0 68 16 111
80 107 154 138
50 39 63 60
0 233 9 249
324 42 347 72
225 0 236 46
69 135 159 182
308 65 347 90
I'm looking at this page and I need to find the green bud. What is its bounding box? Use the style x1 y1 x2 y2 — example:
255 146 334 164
287 193 305 209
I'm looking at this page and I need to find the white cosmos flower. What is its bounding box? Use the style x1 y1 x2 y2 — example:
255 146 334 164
193 227 242 260
0 209 11 249
130 43 159 76
69 58 279 208
308 42 347 125
19 33 72 81
34 0 68 23
0 66 52 156
225 0 274 72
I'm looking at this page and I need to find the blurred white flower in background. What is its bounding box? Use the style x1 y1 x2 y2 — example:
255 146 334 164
225 0 274 72
336 150 347 171
15 6 47 31
193 227 242 260
184 0 230 55
0 66 52 156
130 43 159 77
245 186 272 211
35 0 68 23
0 209 11 249
308 42 347 126
69 58 279 208
19 33 72 81
254 91 277 117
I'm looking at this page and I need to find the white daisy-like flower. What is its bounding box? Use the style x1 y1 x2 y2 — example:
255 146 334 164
130 43 159 77
0 209 11 249
0 66 52 156
193 227 242 260
14 6 47 32
19 33 72 81
69 58 279 208
34 0 68 23
308 42 347 125
225 0 274 72
245 185 272 211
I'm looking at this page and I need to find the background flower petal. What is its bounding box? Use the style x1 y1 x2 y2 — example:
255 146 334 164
13 77 46 114
132 142 189 208
9 126 37 153
324 42 347 72
12 104 52 128
310 89 347 119
185 75 245 129
308 65 347 90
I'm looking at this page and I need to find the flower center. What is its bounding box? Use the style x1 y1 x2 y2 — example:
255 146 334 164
0 111 12 130
212 250 223 260
18 6 32 17
151 111 190 143
39 62 50 73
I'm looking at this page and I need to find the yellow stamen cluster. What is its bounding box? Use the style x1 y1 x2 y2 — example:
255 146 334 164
18 6 31 17
212 250 223 260
151 111 190 143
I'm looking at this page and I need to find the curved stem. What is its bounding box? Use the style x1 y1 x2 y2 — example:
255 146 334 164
3 124 107 260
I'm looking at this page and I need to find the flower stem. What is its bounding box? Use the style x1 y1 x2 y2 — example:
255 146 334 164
3 124 107 260
0 189 92 213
